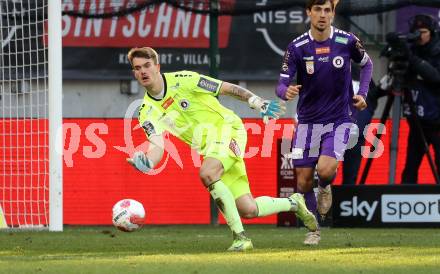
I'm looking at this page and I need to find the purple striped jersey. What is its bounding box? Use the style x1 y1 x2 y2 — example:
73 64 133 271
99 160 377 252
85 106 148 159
277 26 369 123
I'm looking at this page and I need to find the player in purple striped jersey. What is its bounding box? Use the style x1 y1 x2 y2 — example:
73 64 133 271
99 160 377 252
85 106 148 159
275 0 373 245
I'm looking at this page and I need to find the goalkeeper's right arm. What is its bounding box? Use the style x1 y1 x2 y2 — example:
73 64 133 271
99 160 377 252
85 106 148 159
219 82 286 123
126 135 164 173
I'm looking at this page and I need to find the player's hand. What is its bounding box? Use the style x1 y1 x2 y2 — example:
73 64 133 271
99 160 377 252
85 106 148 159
285 85 301 100
261 100 286 123
353 95 367 111
126 151 153 173
248 96 286 124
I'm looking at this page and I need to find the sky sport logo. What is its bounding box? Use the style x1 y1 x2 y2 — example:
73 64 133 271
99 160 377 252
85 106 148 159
381 195 440 223
339 196 378 221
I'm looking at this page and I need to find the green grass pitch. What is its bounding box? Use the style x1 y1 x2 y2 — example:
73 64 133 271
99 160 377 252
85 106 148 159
0 225 439 274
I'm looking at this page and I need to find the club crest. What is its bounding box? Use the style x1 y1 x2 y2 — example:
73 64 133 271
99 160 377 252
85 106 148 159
332 56 344 68
179 99 190 110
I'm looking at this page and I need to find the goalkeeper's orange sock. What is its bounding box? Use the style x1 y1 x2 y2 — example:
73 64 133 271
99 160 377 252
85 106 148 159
208 180 244 234
255 196 293 217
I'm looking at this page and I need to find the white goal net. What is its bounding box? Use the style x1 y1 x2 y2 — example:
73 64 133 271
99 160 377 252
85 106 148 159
0 0 62 230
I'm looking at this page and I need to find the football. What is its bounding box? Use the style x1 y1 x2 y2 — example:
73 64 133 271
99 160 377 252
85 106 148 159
112 199 145 232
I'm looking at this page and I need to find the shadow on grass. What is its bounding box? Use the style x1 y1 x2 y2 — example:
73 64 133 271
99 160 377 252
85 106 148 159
0 225 439 257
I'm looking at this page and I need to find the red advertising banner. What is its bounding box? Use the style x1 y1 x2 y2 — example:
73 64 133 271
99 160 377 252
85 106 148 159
1 118 437 226
61 2 232 48
61 118 293 225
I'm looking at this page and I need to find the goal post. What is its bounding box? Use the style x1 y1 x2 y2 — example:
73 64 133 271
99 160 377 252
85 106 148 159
0 0 62 231
48 0 63 232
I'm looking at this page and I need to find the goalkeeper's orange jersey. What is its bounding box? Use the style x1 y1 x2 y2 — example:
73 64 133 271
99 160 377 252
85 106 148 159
138 71 243 153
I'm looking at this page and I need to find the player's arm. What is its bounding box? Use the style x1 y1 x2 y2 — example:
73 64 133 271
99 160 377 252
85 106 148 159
276 45 301 101
128 107 165 173
127 134 164 173
219 82 286 122
219 82 254 101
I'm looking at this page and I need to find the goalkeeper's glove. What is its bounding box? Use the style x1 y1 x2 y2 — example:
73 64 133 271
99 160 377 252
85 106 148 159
248 95 286 123
127 151 153 173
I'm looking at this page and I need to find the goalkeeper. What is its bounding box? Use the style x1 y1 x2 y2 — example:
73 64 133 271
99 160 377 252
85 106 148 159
126 47 318 251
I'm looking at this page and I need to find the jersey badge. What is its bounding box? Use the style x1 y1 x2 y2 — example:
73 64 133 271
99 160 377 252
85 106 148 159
161 97 175 110
179 99 190 110
229 138 241 157
332 56 344 68
306 61 314 74
335 36 348 44
316 47 330 54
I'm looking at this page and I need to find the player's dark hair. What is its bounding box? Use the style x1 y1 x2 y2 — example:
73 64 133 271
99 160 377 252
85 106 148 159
127 47 159 67
306 0 335 11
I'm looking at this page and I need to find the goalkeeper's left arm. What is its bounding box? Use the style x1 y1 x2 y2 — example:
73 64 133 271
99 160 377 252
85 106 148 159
126 134 164 173
219 82 286 123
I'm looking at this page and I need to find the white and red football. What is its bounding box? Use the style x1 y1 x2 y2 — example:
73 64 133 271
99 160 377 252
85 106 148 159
112 199 145 232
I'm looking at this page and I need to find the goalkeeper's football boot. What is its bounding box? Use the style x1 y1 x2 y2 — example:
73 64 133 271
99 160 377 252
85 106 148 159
289 193 318 232
227 231 253 252
303 231 321 246
317 184 332 219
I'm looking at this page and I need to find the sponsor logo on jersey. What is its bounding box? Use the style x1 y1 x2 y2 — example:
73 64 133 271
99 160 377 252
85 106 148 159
303 56 314 61
335 36 348 44
318 56 329 62
197 77 219 93
315 47 330 54
161 97 175 110
306 61 314 74
142 121 156 137
179 99 190 110
229 138 241 157
332 56 344 68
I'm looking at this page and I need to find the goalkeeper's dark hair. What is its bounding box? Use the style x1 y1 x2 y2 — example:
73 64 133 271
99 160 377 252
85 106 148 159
306 0 336 11
127 47 159 67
